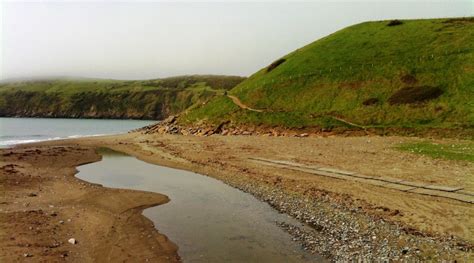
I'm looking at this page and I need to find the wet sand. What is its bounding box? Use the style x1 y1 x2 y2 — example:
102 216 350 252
1 132 473 261
0 146 179 262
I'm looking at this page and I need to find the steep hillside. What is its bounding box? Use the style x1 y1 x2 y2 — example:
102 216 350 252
181 18 474 135
0 75 245 119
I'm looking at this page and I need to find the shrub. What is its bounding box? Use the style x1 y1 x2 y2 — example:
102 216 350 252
388 86 443 105
400 74 417 84
443 17 474 24
362 98 380 106
266 58 286 73
387 20 403 26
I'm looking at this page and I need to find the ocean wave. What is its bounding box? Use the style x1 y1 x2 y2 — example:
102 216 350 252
0 133 113 148
0 139 43 146
65 134 112 139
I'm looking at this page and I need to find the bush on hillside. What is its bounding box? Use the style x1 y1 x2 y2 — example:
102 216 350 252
266 58 286 73
362 98 380 106
443 17 474 24
387 20 403 26
388 86 443 105
400 74 417 84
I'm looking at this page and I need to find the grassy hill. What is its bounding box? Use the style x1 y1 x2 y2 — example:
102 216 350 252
0 75 245 119
181 18 474 135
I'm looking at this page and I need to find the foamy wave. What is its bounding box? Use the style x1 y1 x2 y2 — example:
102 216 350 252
0 139 43 146
0 133 113 148
66 134 111 139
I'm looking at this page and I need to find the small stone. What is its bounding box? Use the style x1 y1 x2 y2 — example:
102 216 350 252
68 238 77 245
23 253 32 257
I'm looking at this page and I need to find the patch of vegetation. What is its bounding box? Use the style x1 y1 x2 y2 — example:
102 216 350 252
266 58 286 73
388 86 443 105
387 20 403 26
181 18 474 134
400 74 417 84
396 141 474 162
0 75 245 119
443 17 474 24
362 98 380 106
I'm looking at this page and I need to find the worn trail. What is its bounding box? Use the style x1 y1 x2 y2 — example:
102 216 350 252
227 95 264 112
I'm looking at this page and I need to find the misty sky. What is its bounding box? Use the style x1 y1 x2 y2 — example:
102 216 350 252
0 1 472 80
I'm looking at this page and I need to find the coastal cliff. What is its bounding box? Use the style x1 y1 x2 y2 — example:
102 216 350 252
0 75 245 120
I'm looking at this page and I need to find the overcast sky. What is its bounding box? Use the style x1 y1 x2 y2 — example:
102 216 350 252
0 1 472 80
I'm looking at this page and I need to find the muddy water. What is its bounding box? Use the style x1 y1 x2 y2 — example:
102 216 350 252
76 149 322 262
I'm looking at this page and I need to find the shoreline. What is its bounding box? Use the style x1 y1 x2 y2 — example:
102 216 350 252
0 133 112 148
2 132 473 261
0 145 179 262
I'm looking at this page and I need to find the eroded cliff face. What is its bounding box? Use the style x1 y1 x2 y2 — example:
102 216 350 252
0 75 246 120
0 89 216 120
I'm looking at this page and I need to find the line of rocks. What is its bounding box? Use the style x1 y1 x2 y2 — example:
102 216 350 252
133 115 318 137
131 115 472 138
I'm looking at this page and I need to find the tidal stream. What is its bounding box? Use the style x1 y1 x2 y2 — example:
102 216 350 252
76 148 322 262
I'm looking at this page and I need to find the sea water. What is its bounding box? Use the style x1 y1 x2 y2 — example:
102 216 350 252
0 117 154 147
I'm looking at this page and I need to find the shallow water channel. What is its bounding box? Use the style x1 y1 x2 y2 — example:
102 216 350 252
76 149 321 262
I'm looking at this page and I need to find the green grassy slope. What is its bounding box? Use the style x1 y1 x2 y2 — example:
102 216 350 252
0 75 245 119
181 18 474 134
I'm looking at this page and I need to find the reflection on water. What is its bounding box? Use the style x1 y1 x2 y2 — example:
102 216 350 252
76 149 322 262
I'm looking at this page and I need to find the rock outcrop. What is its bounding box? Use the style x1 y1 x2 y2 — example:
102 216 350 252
134 116 324 137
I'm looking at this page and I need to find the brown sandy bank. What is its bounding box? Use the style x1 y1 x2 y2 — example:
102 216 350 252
23 132 473 261
0 146 179 262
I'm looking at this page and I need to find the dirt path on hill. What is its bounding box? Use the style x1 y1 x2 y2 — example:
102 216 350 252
226 95 368 129
227 95 264 112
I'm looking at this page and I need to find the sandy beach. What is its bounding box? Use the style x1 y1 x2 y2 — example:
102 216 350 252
1 132 473 261
0 144 179 262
